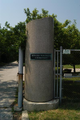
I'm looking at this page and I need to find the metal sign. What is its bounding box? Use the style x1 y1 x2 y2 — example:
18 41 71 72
30 53 52 60
63 49 71 54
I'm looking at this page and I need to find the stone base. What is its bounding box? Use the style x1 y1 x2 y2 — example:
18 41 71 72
23 98 59 112
22 111 29 120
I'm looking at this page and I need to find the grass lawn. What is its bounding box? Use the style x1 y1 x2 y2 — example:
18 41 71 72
55 64 80 69
28 103 80 120
63 81 80 101
63 64 80 69
28 77 80 120
27 64 80 120
63 77 80 81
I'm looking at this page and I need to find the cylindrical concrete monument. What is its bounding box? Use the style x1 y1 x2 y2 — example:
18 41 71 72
25 17 54 102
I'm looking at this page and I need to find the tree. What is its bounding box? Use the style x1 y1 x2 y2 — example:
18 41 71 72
0 8 80 66
0 21 26 63
24 8 80 72
24 8 80 47
62 22 80 72
63 51 80 73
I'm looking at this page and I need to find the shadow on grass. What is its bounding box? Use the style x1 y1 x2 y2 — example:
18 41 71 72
60 102 80 110
61 80 80 110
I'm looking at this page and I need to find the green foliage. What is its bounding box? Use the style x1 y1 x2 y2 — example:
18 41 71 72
24 8 80 49
41 9 49 17
0 8 80 64
13 22 26 49
24 8 50 23
24 8 80 72
63 51 80 72
0 21 26 63
31 8 39 19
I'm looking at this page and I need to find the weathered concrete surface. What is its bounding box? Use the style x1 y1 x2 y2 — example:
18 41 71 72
0 62 18 108
22 110 29 120
0 108 13 120
23 98 59 112
25 17 54 102
0 61 25 120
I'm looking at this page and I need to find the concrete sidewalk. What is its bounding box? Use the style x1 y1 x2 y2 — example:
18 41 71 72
0 61 18 120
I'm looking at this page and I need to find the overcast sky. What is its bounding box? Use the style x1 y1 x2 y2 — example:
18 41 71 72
0 0 80 30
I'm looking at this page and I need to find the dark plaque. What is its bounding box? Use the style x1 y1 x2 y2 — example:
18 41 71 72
30 53 52 60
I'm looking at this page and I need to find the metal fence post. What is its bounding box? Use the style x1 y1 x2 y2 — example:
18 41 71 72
57 51 59 97
54 49 56 98
60 46 62 104
18 47 23 108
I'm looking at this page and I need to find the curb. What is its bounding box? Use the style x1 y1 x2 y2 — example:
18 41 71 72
22 110 29 120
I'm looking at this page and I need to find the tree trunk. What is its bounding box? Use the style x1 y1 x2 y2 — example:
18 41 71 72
73 64 76 73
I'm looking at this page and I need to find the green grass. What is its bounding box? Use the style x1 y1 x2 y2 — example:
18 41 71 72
63 77 80 81
63 64 80 69
63 82 80 102
28 77 80 120
55 64 80 69
25 64 80 120
28 103 80 120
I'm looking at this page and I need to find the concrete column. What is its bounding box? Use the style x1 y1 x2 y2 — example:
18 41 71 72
25 17 54 102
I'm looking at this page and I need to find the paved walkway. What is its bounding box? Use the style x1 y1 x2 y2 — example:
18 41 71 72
63 68 80 73
0 61 19 120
